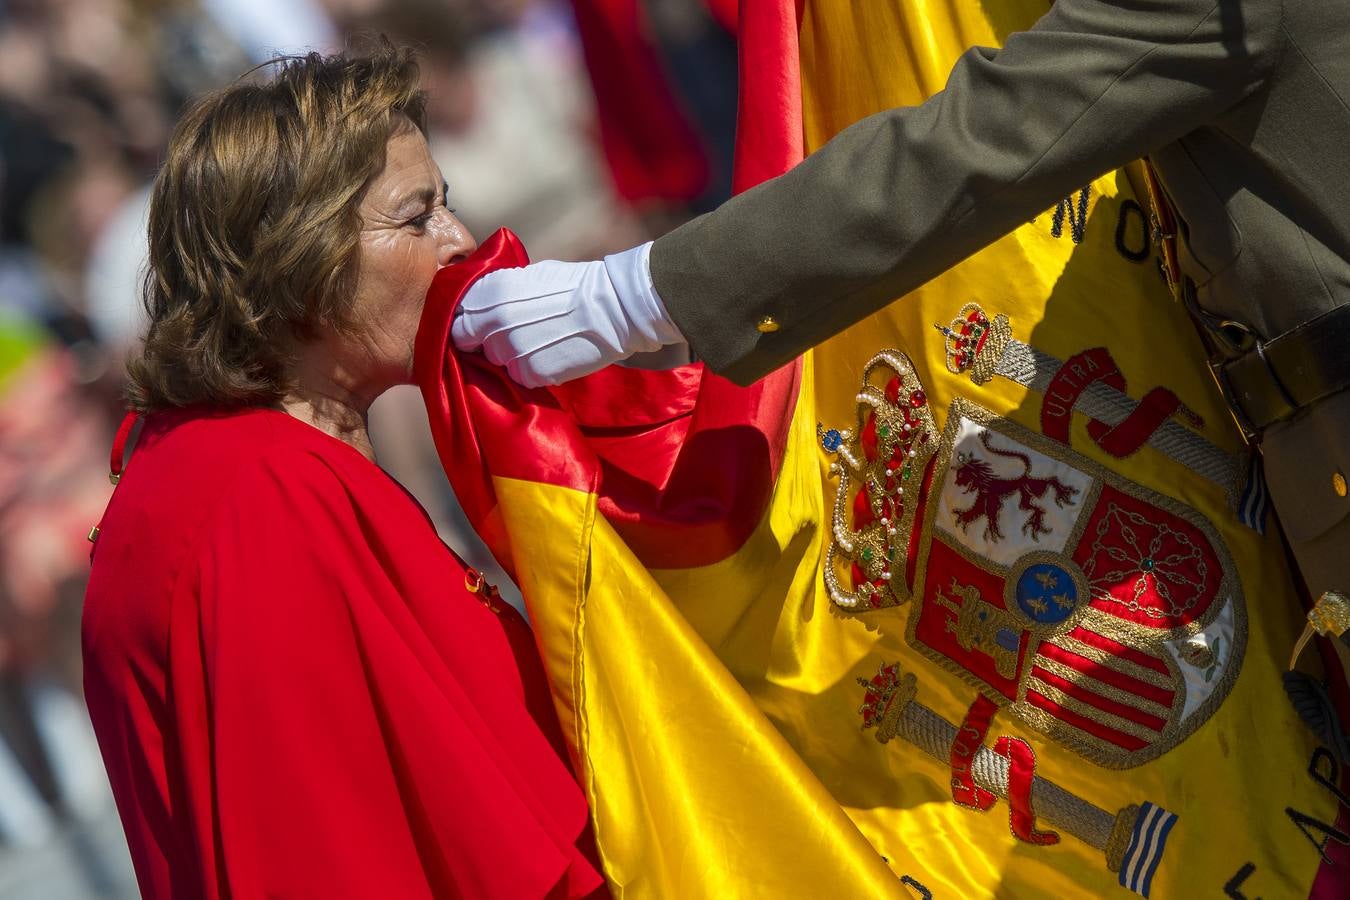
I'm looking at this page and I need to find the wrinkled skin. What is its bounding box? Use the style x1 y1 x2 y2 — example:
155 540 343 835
348 119 478 388
284 119 477 457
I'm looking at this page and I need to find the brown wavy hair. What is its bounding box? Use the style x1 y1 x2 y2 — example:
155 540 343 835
127 42 427 411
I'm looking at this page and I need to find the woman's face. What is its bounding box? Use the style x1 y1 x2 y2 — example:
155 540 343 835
347 121 477 385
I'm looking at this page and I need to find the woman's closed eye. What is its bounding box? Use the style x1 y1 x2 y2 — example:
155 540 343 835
405 201 457 233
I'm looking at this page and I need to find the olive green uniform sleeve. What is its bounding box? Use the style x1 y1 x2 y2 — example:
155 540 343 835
650 0 1285 385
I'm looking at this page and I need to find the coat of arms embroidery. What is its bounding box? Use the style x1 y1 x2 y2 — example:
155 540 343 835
823 351 1247 769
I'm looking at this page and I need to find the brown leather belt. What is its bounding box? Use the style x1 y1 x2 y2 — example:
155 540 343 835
1210 303 1350 439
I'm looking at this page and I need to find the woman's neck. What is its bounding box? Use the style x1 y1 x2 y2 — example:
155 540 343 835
282 352 384 461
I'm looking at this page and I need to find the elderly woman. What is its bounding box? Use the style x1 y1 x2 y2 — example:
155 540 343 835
81 48 605 899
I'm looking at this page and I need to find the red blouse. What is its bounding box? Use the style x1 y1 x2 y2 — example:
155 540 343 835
82 407 604 899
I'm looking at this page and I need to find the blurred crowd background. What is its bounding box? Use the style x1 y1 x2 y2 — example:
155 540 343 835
0 0 737 894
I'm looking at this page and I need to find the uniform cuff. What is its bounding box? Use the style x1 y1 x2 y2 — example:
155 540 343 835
604 241 686 348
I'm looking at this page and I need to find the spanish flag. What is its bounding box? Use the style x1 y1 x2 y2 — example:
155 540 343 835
415 2 1350 896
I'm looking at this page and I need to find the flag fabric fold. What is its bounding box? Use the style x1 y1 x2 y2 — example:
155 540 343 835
415 234 898 896
414 2 1350 896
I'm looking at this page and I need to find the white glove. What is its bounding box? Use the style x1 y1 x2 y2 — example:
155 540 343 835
450 242 687 388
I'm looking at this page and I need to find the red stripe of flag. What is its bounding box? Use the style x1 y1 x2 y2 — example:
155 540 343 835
1030 665 1168 732
1036 642 1176 708
1025 691 1151 751
569 0 709 204
731 0 805 192
1067 627 1172 677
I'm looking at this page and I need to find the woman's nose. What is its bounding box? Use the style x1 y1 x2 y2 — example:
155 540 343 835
435 210 478 267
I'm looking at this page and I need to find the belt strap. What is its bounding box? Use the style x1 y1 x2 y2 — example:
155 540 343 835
1141 161 1350 438
1215 303 1350 435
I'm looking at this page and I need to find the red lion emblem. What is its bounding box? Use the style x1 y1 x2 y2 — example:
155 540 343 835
952 433 1080 541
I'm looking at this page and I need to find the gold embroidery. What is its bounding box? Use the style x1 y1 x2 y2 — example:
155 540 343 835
856 660 1168 874
857 664 917 744
1081 501 1211 623
1001 550 1092 638
935 302 1247 511
1043 632 1178 692
1024 674 1172 743
824 348 1247 768
933 578 1023 680
1104 805 1141 874
822 350 940 610
937 302 1012 386
1177 635 1217 669
904 397 1246 769
1029 657 1176 722
1289 589 1350 669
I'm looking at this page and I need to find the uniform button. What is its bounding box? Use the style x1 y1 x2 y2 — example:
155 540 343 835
756 316 781 334
1334 470 1348 498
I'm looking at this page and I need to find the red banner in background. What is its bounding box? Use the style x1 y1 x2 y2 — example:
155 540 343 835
731 0 803 192
706 0 738 34
569 0 709 205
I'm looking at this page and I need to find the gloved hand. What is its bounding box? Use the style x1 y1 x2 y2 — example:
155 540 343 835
450 242 687 388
